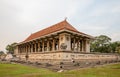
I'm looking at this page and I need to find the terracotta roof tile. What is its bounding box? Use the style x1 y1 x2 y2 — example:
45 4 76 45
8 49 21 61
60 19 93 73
23 20 90 42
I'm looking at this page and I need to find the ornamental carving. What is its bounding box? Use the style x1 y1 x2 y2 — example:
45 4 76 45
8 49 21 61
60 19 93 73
66 35 69 41
60 43 67 50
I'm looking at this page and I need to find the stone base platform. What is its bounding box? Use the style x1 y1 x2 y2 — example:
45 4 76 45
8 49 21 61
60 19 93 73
15 51 120 64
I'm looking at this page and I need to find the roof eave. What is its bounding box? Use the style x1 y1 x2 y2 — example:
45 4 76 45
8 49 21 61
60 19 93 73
18 29 93 45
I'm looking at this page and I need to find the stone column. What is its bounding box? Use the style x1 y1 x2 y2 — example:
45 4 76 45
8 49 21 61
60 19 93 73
31 42 34 53
25 44 28 53
19 46 21 53
73 38 75 52
20 46 22 53
14 45 18 54
18 46 20 54
19 46 20 53
58 39 59 50
21 46 22 53
52 39 55 51
31 44 33 53
47 40 50 51
34 42 36 53
82 40 86 52
71 39 73 51
38 41 40 52
28 45 29 53
24 45 26 53
36 42 38 52
27 45 28 53
17 46 19 54
28 44 30 53
24 45 25 53
26 45 28 53
80 40 82 52
85 39 90 53
28 45 30 53
22 46 23 53
23 45 25 53
77 39 79 52
82 40 84 52
22 45 24 53
84 40 86 52
42 40 44 52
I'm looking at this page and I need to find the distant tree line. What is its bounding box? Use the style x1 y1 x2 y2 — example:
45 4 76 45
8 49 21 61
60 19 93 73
90 35 120 53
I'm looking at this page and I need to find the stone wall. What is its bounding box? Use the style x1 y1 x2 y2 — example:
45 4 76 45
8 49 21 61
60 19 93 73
17 52 120 64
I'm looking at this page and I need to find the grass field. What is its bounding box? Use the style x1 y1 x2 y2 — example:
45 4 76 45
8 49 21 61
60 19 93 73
0 63 120 77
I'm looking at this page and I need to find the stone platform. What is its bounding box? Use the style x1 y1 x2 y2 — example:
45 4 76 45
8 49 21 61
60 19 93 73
16 51 120 64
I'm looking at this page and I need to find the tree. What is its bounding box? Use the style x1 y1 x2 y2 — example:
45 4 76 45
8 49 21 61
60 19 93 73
0 51 5 59
0 51 4 55
116 46 120 53
111 41 120 53
90 35 111 53
6 42 17 54
110 41 120 53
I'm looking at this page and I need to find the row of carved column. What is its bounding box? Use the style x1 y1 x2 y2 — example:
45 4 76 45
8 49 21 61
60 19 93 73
71 38 87 52
17 36 89 54
18 38 59 54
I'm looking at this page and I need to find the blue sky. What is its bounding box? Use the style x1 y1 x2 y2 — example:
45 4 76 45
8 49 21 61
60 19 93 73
0 0 120 51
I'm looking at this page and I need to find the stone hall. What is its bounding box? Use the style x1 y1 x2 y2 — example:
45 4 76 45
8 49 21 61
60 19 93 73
14 20 118 63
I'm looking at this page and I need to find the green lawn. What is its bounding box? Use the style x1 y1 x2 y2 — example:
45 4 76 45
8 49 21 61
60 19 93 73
0 63 120 77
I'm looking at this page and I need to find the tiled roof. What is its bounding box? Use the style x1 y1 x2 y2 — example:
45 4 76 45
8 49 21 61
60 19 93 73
23 20 89 42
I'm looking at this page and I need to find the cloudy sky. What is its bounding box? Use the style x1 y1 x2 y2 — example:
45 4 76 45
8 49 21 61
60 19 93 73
0 0 120 51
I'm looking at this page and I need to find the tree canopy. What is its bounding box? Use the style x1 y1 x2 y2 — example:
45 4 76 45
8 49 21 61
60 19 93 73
0 51 4 55
6 42 18 54
90 35 120 53
90 35 111 53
